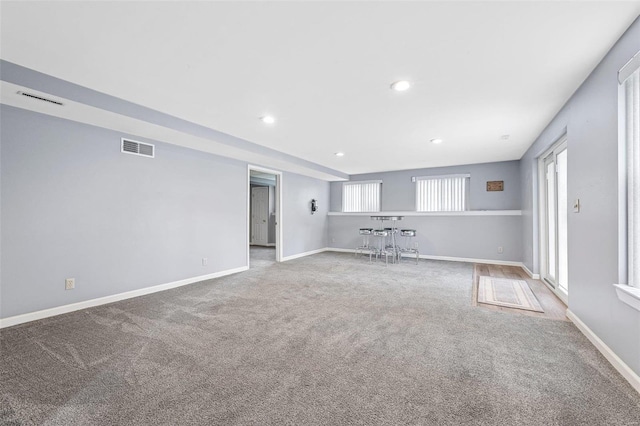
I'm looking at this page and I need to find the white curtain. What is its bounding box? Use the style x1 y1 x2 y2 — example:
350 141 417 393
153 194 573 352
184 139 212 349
416 175 468 212
343 182 381 212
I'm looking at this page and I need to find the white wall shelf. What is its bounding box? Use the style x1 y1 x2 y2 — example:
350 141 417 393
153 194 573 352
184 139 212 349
328 210 522 217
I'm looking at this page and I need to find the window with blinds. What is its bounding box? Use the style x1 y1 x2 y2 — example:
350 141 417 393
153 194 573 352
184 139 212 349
342 181 381 212
415 174 469 212
622 59 640 288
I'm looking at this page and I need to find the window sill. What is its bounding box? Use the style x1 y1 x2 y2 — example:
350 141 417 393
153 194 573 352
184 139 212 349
614 284 640 312
328 210 522 217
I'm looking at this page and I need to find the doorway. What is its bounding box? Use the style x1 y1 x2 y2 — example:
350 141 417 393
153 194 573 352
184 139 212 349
251 186 270 246
539 137 568 303
248 166 282 268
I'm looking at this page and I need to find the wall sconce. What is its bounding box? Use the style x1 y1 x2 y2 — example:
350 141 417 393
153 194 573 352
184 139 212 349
311 199 318 214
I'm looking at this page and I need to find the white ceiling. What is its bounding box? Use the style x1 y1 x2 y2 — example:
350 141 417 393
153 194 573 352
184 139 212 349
2 1 640 175
0 81 344 181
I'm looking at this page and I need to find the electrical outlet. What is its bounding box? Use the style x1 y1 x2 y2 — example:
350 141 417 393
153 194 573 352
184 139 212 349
331 238 336 243
65 278 75 290
202 258 208 266
497 246 504 254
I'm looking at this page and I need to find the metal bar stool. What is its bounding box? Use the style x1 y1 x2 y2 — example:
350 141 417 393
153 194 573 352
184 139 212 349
370 215 405 265
384 227 401 263
400 229 419 264
355 228 375 261
372 228 391 265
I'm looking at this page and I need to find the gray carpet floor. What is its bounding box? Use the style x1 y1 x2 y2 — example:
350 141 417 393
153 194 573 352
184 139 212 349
1 253 639 425
250 246 276 269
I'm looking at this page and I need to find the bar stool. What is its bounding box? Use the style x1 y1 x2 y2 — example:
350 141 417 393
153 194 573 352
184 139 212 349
355 228 374 260
373 229 391 265
384 227 401 263
400 229 419 264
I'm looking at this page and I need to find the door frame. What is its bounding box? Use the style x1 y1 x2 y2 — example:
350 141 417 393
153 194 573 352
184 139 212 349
247 165 283 266
537 135 568 304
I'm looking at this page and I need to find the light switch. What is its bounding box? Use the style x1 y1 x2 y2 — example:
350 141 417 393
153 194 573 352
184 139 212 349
573 199 580 213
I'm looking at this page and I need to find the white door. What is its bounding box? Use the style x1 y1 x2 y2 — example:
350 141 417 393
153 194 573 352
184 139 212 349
251 186 269 245
541 140 568 299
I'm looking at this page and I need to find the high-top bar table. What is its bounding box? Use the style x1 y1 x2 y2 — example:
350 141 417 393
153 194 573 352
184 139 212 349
371 216 404 264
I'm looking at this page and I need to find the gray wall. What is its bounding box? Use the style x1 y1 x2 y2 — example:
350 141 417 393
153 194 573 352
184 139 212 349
328 160 522 262
519 17 640 375
283 172 329 257
329 215 522 262
330 160 521 212
0 106 330 318
1 105 247 318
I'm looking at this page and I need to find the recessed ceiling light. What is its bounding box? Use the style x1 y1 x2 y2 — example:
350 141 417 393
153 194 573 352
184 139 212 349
260 115 275 124
390 80 411 92
335 152 345 157
430 138 443 144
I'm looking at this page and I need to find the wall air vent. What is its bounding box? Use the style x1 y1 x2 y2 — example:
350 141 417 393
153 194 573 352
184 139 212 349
121 138 155 158
17 91 63 106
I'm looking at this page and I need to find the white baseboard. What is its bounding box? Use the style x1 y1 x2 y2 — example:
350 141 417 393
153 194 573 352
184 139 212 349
281 248 328 262
326 247 355 254
326 247 523 267
327 248 543 278
416 254 523 267
520 263 541 279
0 265 249 329
566 309 640 394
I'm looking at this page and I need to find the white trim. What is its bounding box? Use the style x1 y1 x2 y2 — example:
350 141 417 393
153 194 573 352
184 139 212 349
566 309 640 395
326 248 539 279
520 263 541 280
618 79 629 285
415 254 522 267
537 135 569 303
248 165 283 266
0 266 249 329
328 210 521 217
619 50 640 84
326 248 355 254
326 247 523 267
329 248 540 278
414 173 470 180
538 152 548 289
537 276 569 305
281 248 328 262
614 284 640 312
342 180 383 185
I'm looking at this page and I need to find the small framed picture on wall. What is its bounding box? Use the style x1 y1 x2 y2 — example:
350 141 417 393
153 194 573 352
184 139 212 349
486 181 504 191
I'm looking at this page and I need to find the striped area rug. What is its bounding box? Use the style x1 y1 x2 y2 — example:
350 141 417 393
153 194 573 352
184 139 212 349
478 276 544 313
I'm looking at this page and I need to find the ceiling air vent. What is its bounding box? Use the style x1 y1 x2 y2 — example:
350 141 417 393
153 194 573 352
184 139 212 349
17 91 63 106
121 138 155 158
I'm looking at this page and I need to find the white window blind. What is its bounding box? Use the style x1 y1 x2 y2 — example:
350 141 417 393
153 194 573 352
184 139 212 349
625 66 640 288
415 174 469 212
342 181 381 212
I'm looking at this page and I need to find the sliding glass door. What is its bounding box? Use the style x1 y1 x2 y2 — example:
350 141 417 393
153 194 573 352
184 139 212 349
541 139 568 300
